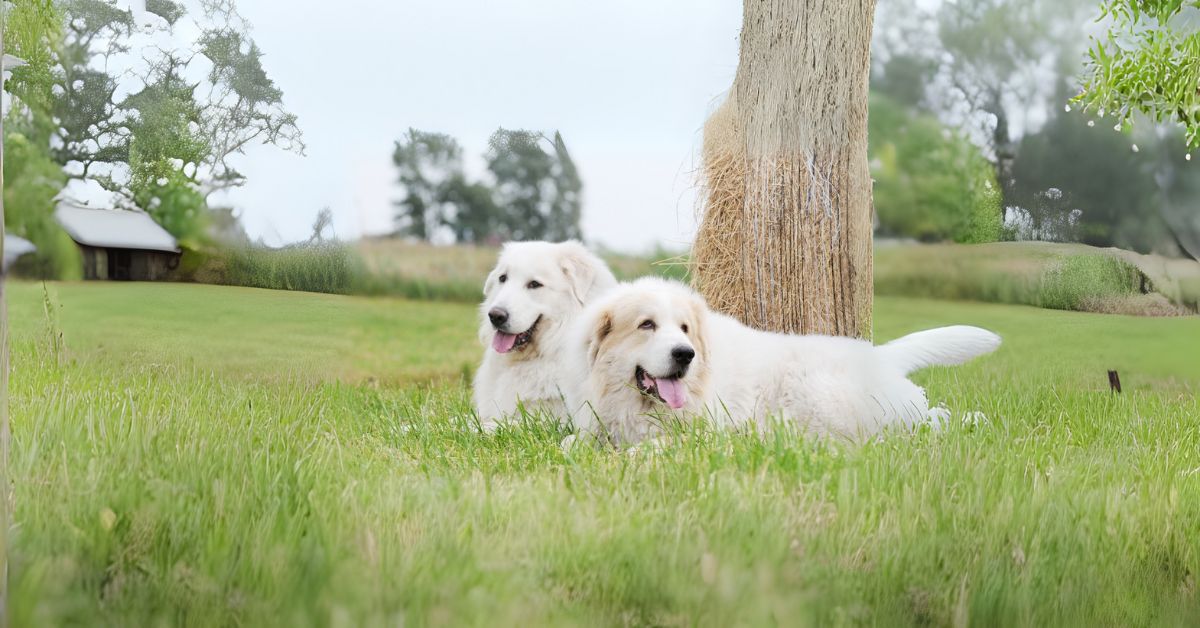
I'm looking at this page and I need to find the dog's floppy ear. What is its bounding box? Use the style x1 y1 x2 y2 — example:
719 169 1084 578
587 310 614 365
483 244 513 296
560 241 613 306
483 266 500 297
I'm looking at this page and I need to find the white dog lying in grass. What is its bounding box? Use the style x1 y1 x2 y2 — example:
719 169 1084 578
473 241 617 429
566 278 1000 445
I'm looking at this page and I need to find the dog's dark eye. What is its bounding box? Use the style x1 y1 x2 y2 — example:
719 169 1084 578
681 324 689 334
639 319 656 331
498 274 508 283
527 280 543 289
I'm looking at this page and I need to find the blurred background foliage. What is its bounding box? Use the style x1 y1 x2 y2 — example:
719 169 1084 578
868 92 1003 244
870 0 1200 259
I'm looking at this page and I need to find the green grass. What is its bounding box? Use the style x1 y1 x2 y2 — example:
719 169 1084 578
13 281 478 385
8 281 1200 626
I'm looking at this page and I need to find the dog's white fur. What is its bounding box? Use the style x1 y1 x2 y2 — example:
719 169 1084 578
566 278 1001 445
473 241 617 429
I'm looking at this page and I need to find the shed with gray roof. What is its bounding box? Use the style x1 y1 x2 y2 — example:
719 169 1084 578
55 203 181 280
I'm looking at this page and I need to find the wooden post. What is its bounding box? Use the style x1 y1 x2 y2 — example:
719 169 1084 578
1 4 10 624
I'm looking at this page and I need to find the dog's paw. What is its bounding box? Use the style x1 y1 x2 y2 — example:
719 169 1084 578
561 432 605 453
479 418 506 434
924 405 951 431
625 436 669 457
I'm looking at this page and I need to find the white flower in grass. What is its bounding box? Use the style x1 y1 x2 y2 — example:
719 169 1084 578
1132 144 1140 153
1088 120 1096 127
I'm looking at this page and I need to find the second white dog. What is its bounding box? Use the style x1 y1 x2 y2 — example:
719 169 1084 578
566 278 1001 445
473 240 617 429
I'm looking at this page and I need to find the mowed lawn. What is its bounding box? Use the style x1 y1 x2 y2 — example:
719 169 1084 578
7 281 1200 626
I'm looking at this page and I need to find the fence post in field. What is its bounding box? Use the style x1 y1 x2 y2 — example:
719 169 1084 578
0 8 16 624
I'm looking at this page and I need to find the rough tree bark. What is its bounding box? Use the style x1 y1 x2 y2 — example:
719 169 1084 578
692 0 878 339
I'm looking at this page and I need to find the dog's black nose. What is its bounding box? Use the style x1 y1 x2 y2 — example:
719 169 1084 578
488 307 509 328
671 346 695 366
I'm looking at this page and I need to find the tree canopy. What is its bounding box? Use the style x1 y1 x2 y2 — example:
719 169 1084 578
869 93 1002 244
392 128 584 244
1076 1 1200 148
4 0 303 260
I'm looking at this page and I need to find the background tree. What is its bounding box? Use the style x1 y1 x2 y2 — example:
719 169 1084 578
1075 1 1200 148
391 128 585 244
50 0 302 244
392 129 464 241
53 0 135 180
874 0 1092 219
438 174 500 244
546 131 583 241
693 1 878 338
1074 0 1200 259
935 0 1089 216
871 0 1200 259
1010 97 1171 250
869 93 1002 243
307 207 334 244
1139 122 1200 259
485 128 583 242
122 57 211 247
3 0 80 277
192 24 304 197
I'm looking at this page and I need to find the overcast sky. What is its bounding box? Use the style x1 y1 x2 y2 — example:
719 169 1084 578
199 1 743 252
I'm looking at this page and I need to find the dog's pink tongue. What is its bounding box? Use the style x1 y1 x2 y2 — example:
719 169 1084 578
492 332 518 353
655 377 688 410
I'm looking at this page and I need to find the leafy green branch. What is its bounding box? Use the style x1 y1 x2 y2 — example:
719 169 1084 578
1075 0 1200 147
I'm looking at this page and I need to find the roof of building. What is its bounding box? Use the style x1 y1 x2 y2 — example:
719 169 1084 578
55 203 179 253
3 234 36 271
2 54 28 71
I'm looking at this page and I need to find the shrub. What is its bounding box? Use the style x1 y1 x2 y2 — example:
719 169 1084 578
1037 254 1141 311
869 93 1003 244
189 244 355 294
3 130 81 280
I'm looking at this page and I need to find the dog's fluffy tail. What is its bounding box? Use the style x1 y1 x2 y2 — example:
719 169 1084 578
877 325 1001 374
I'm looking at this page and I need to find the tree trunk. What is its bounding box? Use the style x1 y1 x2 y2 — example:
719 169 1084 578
1152 127 1200 262
692 0 877 338
990 92 1017 223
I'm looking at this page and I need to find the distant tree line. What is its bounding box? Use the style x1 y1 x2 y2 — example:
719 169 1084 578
4 0 302 277
392 128 583 244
